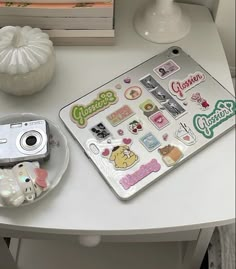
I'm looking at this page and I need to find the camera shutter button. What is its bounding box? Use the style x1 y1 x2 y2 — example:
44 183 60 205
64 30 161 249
0 138 7 144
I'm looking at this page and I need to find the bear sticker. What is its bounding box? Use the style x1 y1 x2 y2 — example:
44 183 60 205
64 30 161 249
158 145 183 167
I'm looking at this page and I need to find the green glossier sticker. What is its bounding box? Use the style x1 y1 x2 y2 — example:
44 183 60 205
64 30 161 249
193 99 236 139
71 90 118 128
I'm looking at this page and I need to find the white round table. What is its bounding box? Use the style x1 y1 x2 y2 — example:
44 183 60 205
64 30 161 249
0 1 235 268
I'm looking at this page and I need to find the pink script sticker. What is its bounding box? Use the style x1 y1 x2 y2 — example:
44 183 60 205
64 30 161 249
169 71 206 100
119 159 161 190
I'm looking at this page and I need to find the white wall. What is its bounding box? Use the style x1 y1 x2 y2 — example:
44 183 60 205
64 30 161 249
177 0 235 77
214 0 235 76
176 0 217 12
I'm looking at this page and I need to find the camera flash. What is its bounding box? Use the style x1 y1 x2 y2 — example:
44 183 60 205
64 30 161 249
10 123 22 128
0 139 7 144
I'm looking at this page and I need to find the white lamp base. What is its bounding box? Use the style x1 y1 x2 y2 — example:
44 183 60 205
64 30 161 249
134 0 191 44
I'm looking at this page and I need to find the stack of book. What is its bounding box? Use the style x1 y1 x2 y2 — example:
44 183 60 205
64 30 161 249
0 0 115 45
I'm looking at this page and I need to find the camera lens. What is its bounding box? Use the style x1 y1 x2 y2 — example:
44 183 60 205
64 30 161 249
25 136 37 146
20 131 43 152
172 49 179 55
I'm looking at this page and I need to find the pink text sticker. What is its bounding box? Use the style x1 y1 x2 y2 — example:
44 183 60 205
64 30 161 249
107 105 135 127
169 72 206 100
119 159 161 190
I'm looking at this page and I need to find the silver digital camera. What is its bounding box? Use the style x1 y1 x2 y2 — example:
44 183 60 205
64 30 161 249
0 119 50 167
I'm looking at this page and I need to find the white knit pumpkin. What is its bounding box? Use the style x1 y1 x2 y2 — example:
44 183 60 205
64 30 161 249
0 26 55 96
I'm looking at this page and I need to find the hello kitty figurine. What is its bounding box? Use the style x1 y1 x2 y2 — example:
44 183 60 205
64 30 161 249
0 162 49 207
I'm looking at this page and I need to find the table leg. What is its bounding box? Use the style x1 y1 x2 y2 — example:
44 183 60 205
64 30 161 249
0 237 18 269
182 227 214 269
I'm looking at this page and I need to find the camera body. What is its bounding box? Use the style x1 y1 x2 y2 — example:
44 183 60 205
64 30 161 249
0 120 50 167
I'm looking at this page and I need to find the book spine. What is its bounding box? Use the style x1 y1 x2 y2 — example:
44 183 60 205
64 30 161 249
0 16 113 29
0 5 113 18
48 37 115 46
44 28 115 45
0 0 112 3
44 29 115 37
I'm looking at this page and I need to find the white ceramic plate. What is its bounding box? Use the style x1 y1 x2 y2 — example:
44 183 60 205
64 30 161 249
0 113 69 207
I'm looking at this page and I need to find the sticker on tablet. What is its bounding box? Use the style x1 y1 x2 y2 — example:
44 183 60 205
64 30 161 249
154 59 180 79
140 74 159 90
149 112 170 130
102 142 139 170
124 77 131 84
162 98 186 119
115 84 122 90
193 100 236 139
191 92 210 110
162 133 169 141
71 90 118 128
169 71 206 100
158 145 183 167
140 75 186 119
90 123 111 141
117 129 124 136
107 105 135 127
119 159 161 190
124 86 142 100
139 99 159 117
128 119 143 135
175 123 197 146
140 132 161 151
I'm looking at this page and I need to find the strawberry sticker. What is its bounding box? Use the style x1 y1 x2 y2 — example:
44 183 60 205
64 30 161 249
128 119 143 135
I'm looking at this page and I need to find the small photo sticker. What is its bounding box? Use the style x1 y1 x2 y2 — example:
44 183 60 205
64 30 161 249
124 86 142 100
154 60 180 79
140 132 161 152
150 86 172 103
162 98 186 119
140 75 160 90
139 99 159 117
90 123 111 141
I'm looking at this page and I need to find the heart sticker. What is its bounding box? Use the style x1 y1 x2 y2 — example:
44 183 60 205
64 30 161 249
184 135 190 141
124 77 131 84
102 149 110 157
123 138 132 145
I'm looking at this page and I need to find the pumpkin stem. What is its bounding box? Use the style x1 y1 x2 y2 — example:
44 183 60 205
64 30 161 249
12 29 25 48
